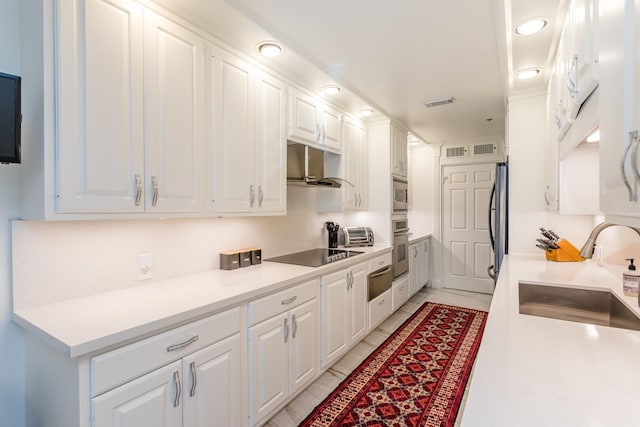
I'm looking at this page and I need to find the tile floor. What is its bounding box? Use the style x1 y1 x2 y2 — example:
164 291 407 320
263 286 493 427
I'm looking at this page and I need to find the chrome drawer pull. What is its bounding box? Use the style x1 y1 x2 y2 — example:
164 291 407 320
166 335 199 352
281 296 297 305
378 298 385 305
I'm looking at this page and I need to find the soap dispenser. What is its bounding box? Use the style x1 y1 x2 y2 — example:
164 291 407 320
623 258 640 297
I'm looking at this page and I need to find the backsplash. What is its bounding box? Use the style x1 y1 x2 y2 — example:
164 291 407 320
12 186 365 309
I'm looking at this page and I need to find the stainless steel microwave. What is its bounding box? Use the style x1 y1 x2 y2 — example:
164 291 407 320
392 177 408 211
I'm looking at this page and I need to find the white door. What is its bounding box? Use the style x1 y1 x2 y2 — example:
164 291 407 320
320 270 349 368
349 263 368 344
92 360 182 427
144 10 205 213
442 163 495 294
56 0 144 213
248 312 288 424
288 299 318 395
182 334 243 427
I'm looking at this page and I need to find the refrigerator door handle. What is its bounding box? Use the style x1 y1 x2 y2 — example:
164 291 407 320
488 182 496 251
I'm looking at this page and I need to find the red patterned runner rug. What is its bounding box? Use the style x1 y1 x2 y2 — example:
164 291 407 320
299 302 488 427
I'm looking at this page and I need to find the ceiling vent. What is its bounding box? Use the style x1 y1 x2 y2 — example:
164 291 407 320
473 143 496 155
424 96 456 108
446 146 467 158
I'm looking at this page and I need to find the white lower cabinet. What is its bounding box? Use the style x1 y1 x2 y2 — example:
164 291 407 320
248 280 319 425
392 274 410 311
369 289 392 331
91 307 244 427
409 237 431 297
320 262 367 369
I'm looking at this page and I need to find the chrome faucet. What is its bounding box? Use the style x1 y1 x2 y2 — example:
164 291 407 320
579 222 640 258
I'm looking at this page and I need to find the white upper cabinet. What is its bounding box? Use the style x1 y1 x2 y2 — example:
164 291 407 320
598 0 640 224
391 125 408 177
288 87 342 153
342 116 368 210
56 0 145 213
144 10 205 213
56 1 205 215
212 48 287 214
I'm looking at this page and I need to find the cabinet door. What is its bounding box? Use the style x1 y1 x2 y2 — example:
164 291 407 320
392 275 410 311
212 48 255 213
408 243 420 295
248 312 288 424
56 0 144 213
288 299 319 395
254 70 287 213
92 360 182 427
321 104 342 152
320 269 349 368
391 126 408 177
599 0 639 217
144 10 205 213
342 118 359 209
349 263 368 344
288 88 320 144
182 334 243 427
420 239 431 289
356 122 369 209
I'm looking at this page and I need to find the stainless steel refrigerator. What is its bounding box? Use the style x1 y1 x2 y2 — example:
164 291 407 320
488 162 508 281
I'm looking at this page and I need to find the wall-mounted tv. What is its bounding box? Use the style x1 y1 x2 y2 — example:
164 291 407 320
0 71 21 164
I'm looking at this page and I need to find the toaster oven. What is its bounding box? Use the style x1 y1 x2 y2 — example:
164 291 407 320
339 226 374 247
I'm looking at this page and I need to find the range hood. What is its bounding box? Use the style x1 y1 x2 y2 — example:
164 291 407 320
287 143 344 188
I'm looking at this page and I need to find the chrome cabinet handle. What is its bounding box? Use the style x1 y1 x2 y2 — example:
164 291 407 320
167 335 199 352
322 124 326 142
378 298 385 305
173 371 181 408
621 131 637 202
630 130 640 186
566 55 578 97
283 318 289 343
544 187 551 206
258 185 264 207
281 296 297 305
151 176 159 207
316 123 321 141
135 174 142 206
292 314 298 339
189 361 197 397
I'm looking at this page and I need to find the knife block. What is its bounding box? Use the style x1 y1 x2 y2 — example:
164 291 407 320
545 239 585 262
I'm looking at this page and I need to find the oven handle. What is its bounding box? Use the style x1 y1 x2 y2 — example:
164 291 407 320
393 228 410 235
369 265 392 279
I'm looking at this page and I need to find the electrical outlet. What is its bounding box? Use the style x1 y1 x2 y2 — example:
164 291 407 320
137 253 153 281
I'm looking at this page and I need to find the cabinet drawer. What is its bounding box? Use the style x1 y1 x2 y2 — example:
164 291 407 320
368 252 392 273
369 289 392 331
249 279 319 326
392 276 410 311
91 306 240 396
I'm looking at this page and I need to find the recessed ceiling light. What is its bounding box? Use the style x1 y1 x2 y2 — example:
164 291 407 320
360 108 374 117
514 68 541 80
514 18 547 36
322 85 342 95
256 41 284 57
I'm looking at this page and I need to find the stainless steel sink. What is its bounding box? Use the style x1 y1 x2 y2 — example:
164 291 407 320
518 282 640 331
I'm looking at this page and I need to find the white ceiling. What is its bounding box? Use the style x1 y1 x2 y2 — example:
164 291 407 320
154 0 569 144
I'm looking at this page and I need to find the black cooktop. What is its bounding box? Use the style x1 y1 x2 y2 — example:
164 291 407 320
265 248 364 267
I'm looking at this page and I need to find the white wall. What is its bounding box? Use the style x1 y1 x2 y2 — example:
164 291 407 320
0 0 25 425
508 93 595 256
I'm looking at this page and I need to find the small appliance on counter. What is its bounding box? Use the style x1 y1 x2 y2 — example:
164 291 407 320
325 221 340 248
339 226 374 247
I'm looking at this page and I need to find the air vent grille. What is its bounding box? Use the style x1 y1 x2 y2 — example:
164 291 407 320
473 144 496 155
446 146 466 157
424 96 456 108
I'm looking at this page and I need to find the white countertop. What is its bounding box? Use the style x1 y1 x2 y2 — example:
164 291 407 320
408 233 431 244
13 245 391 358
460 254 640 427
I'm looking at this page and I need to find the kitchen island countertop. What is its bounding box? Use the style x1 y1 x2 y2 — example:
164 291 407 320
13 245 391 358
460 254 640 427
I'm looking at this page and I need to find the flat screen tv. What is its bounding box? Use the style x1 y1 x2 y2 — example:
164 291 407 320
0 71 21 164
